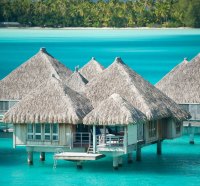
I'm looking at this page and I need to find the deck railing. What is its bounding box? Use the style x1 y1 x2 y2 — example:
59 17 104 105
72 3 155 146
96 134 124 147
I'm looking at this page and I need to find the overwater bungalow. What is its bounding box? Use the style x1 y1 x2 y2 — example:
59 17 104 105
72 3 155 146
82 57 189 168
2 55 189 169
3 76 93 164
0 48 72 123
79 57 104 81
156 53 200 144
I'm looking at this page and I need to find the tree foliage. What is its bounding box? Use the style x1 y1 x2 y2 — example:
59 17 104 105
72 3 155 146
0 0 199 28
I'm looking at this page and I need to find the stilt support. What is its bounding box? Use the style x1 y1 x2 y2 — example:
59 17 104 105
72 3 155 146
189 133 195 144
76 161 83 169
27 151 33 165
40 152 45 161
157 140 162 155
136 145 141 162
127 153 133 164
189 124 195 144
118 156 123 167
113 157 119 170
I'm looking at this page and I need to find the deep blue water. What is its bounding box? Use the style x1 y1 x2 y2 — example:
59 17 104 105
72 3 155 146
1 136 200 186
0 28 200 84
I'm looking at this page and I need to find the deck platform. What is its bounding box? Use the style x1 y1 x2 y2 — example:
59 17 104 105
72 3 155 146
54 152 105 161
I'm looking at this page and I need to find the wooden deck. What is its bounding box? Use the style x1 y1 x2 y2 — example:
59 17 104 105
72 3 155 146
54 152 105 161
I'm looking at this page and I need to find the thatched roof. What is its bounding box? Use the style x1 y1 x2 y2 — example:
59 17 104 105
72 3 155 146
156 53 200 104
3 77 93 124
0 48 72 100
66 69 88 94
83 93 147 125
79 57 104 81
85 57 190 121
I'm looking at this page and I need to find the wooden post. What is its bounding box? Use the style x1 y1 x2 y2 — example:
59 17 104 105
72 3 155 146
118 156 123 167
157 140 162 155
127 153 133 164
93 125 97 153
189 133 195 144
76 161 82 169
136 144 141 161
103 126 106 144
113 157 119 170
27 151 33 165
40 152 45 161
124 126 128 154
189 124 195 144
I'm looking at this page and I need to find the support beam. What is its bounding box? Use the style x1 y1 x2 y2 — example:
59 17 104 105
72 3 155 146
40 152 45 161
127 153 133 164
76 161 82 169
189 124 195 144
118 156 123 167
27 151 33 165
124 126 128 154
113 157 119 170
189 133 195 144
103 126 106 144
157 140 162 155
136 145 141 161
93 125 97 153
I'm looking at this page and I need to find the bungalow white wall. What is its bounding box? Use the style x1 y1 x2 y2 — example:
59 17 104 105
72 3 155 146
13 123 74 152
144 120 159 144
127 124 138 145
164 119 182 139
143 118 182 144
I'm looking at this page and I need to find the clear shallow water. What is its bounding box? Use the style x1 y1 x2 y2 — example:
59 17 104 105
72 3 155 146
1 136 200 186
0 28 200 84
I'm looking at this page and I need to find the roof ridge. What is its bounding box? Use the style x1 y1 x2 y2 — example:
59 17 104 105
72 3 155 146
41 51 61 80
75 71 89 84
190 52 200 62
109 58 153 117
156 58 189 87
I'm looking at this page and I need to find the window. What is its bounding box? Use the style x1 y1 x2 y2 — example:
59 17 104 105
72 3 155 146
176 122 181 134
149 121 157 138
0 101 9 114
44 124 51 141
27 124 59 141
27 124 34 140
35 124 42 140
52 124 59 141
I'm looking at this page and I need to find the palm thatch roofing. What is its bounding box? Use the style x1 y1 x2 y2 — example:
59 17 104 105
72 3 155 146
66 69 88 94
3 77 93 124
83 93 147 125
79 57 104 81
0 48 72 100
85 57 190 121
156 53 200 104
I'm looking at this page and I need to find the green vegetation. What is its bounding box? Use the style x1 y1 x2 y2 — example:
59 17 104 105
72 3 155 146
0 0 200 28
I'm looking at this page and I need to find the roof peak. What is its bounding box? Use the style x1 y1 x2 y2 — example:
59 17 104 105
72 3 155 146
40 47 47 53
114 57 124 64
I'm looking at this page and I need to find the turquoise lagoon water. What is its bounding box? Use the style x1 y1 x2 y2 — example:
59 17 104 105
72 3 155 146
1 29 200 186
1 136 200 186
0 28 200 84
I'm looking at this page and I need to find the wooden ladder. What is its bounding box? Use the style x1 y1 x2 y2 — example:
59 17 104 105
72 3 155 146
87 144 94 154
